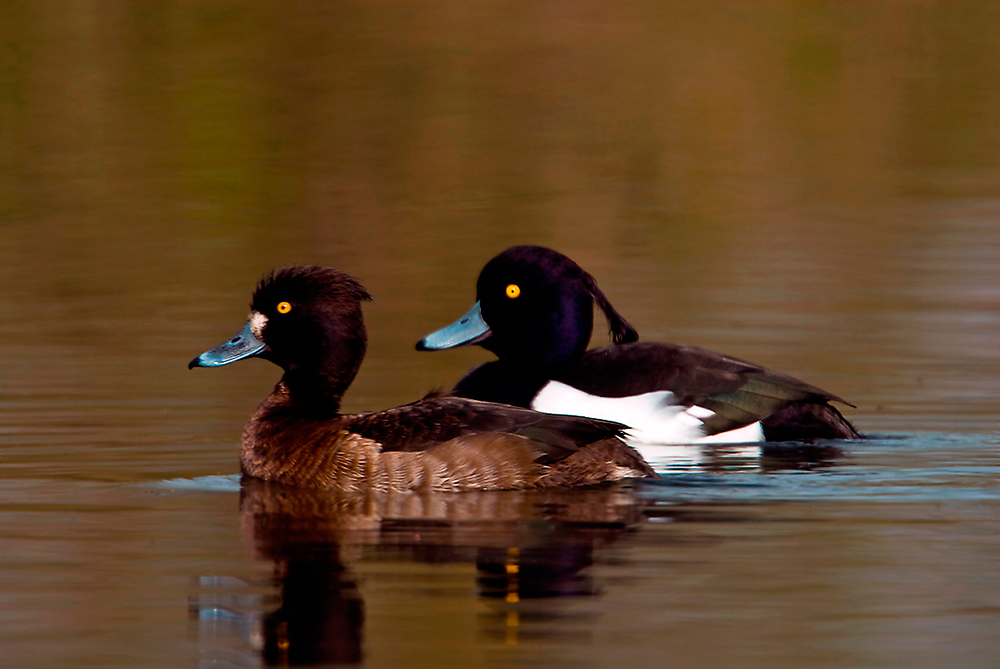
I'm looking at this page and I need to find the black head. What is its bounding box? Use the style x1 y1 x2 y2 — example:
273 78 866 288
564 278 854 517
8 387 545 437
418 246 638 365
190 266 372 407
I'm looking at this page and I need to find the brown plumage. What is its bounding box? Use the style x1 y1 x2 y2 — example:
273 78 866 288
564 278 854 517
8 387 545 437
190 265 655 491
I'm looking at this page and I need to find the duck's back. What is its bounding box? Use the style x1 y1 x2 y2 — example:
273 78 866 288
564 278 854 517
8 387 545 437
452 342 859 442
563 342 859 440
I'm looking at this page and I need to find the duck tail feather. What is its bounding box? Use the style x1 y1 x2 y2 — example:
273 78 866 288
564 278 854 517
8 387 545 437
582 272 639 345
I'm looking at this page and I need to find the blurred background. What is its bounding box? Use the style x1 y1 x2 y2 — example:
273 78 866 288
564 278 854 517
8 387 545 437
0 2 997 666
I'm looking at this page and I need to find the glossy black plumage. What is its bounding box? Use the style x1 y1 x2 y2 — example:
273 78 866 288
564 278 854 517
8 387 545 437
189 265 655 490
417 246 860 442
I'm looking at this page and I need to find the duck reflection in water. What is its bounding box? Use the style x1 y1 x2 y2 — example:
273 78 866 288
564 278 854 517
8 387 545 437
241 481 364 666
229 479 647 665
193 450 840 665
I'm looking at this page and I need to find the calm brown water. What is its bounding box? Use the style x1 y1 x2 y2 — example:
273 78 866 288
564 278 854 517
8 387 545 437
1 2 998 667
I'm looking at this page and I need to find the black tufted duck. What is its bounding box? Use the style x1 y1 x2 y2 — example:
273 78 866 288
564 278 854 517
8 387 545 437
189 265 655 490
416 246 860 444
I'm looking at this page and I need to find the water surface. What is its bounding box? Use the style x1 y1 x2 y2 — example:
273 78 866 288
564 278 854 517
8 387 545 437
1 1 998 667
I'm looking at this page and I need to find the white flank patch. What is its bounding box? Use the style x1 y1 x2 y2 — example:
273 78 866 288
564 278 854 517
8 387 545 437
697 421 764 444
531 381 764 446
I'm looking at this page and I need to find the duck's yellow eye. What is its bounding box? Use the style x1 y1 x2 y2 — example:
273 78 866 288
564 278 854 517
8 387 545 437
506 284 521 298
276 301 292 314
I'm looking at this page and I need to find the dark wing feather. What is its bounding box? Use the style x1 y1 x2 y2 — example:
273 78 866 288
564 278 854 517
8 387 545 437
342 396 627 464
559 342 849 436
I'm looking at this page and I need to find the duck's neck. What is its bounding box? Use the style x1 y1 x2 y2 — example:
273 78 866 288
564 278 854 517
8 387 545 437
278 356 365 418
275 323 367 417
453 358 570 408
277 369 348 416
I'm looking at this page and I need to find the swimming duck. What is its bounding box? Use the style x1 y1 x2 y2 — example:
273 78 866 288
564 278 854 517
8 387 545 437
417 246 860 444
189 265 654 491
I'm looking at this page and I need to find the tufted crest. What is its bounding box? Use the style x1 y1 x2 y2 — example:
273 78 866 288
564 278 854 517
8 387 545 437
252 265 372 313
484 246 638 345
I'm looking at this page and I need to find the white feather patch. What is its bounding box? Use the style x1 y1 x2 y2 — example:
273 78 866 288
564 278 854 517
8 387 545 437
249 311 268 339
697 421 764 444
531 381 764 445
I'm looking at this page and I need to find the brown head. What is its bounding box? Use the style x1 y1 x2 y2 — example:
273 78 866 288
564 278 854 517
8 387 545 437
190 265 373 413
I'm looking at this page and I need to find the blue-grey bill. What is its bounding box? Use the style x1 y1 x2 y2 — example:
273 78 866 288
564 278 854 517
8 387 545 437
416 301 492 350
188 320 268 368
